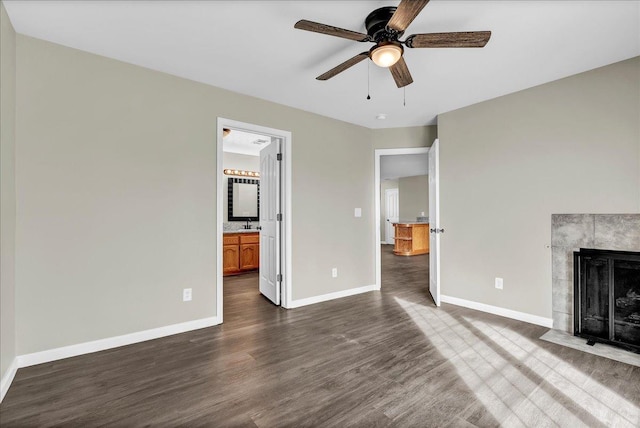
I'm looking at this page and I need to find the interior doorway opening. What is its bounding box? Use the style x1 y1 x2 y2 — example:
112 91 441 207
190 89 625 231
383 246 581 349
221 128 263 263
374 144 440 306
216 118 293 323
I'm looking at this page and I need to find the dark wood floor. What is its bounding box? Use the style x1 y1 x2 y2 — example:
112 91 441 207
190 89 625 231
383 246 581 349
2 246 639 427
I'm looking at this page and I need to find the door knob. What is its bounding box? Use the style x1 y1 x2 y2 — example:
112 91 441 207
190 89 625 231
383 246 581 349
256 226 262 230
430 228 445 234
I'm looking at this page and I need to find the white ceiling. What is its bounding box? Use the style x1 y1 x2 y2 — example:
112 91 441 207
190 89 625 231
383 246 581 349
381 153 428 180
4 1 639 129
223 129 270 156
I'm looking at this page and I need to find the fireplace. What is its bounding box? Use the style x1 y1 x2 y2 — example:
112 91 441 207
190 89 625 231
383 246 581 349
573 248 640 353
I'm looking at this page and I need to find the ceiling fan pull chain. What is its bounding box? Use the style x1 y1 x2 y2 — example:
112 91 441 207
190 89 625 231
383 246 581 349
403 87 406 106
367 60 371 100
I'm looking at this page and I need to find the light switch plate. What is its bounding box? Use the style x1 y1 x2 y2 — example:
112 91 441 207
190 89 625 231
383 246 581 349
354 208 362 217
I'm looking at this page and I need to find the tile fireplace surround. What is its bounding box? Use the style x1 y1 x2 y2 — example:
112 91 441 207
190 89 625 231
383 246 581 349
551 214 640 332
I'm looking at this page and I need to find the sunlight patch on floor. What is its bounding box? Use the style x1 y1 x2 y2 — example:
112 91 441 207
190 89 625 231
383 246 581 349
466 316 639 427
395 297 640 428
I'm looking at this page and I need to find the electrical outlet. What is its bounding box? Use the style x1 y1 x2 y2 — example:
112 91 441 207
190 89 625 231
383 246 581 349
495 278 503 290
332 268 338 278
354 208 362 218
183 288 192 301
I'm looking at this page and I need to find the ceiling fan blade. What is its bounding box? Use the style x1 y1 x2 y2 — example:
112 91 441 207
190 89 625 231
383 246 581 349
406 31 492 48
387 0 430 33
294 20 370 42
389 57 413 88
316 52 370 81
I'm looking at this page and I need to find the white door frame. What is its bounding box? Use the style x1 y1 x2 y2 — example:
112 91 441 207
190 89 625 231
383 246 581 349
216 118 293 321
374 147 430 290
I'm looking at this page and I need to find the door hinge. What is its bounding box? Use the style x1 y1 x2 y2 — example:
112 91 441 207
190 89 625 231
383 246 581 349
277 153 282 161
277 273 283 282
277 213 282 221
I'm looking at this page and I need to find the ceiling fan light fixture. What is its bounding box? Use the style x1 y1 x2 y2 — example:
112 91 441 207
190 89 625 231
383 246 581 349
370 42 403 68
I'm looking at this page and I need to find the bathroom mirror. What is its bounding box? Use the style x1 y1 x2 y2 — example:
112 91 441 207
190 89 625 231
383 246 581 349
228 178 259 221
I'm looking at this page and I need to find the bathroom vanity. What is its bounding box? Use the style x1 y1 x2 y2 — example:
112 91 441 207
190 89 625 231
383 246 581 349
223 231 259 276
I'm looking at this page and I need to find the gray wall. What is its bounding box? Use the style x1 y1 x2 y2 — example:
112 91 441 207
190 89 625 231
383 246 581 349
438 56 640 319
14 35 375 355
0 2 16 381
372 126 437 150
399 175 429 222
222 151 260 223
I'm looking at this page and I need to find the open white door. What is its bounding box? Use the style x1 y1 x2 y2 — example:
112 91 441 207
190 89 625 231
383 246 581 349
259 138 281 305
428 139 441 306
384 188 399 244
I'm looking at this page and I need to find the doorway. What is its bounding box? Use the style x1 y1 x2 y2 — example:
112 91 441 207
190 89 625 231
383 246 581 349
216 118 293 323
374 144 440 306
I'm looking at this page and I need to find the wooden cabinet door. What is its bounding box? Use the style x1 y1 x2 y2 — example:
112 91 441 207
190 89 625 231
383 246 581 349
240 244 259 270
223 233 259 276
223 244 240 275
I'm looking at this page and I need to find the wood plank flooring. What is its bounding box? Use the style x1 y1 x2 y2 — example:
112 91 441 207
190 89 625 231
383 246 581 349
1 245 639 427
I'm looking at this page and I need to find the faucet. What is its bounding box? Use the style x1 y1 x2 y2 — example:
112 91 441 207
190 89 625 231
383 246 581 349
244 220 252 230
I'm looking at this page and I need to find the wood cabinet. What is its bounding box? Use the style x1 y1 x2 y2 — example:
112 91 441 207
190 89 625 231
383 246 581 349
223 241 240 275
240 234 260 271
223 232 260 276
393 223 429 256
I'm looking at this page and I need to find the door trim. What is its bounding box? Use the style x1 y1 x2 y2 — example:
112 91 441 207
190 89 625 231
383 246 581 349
216 118 293 321
374 147 430 290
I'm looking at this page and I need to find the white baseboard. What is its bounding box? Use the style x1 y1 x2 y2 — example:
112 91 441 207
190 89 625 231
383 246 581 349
440 295 553 328
16 316 221 369
0 357 18 403
287 284 378 309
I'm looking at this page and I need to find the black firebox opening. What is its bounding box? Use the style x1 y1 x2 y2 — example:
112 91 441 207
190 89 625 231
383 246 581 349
574 248 640 353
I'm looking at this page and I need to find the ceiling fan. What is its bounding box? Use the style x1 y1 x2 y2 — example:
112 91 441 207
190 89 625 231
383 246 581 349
294 0 491 88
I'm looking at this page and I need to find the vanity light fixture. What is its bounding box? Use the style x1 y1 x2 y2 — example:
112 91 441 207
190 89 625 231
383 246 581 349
224 169 260 178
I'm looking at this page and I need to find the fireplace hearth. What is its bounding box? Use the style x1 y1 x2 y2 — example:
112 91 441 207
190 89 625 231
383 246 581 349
574 248 640 353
